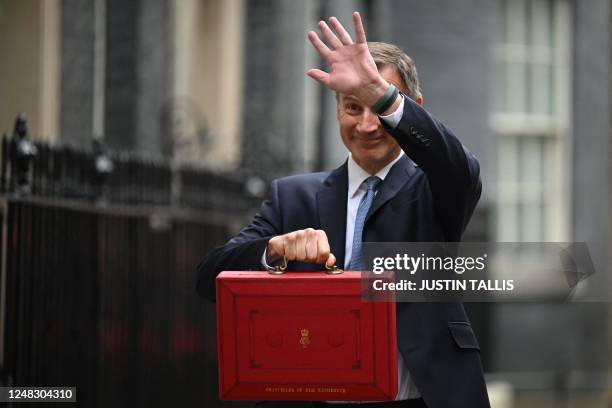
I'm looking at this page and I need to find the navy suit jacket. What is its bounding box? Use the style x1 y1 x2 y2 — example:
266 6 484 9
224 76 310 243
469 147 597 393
197 97 490 407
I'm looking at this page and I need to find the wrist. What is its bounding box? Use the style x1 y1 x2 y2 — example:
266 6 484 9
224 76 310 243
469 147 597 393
380 93 402 116
371 83 399 115
361 76 389 107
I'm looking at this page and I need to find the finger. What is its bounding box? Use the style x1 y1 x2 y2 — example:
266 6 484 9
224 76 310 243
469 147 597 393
318 20 342 50
305 229 318 262
306 69 330 86
316 231 331 264
307 31 331 59
325 253 337 269
306 239 318 263
268 236 285 258
329 16 353 45
284 234 295 261
295 231 307 261
353 11 367 44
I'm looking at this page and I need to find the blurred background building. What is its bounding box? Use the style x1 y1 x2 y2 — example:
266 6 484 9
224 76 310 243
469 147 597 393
0 0 610 407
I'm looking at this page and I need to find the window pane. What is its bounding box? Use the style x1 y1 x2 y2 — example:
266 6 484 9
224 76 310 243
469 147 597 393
530 63 553 115
520 137 543 184
506 0 528 45
499 137 519 183
495 60 507 112
507 62 527 113
519 137 545 241
530 0 552 47
498 202 519 241
521 202 542 241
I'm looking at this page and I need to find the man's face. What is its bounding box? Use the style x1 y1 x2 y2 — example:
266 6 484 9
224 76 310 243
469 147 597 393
336 66 409 174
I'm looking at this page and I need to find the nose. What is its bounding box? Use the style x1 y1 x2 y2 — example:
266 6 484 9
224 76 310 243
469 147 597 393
356 108 381 133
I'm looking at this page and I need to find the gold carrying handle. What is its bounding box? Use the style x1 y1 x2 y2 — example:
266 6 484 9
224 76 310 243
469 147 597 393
324 263 343 275
268 256 343 275
268 256 287 275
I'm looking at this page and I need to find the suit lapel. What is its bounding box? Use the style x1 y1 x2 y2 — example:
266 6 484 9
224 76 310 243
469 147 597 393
365 155 417 223
317 163 348 268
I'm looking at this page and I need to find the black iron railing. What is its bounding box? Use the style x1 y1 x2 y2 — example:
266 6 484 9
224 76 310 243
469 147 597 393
0 132 264 212
0 127 264 407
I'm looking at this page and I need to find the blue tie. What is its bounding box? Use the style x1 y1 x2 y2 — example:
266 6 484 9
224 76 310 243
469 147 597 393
348 176 382 270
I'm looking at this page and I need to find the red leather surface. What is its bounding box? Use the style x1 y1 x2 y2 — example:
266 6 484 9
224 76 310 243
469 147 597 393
216 271 397 401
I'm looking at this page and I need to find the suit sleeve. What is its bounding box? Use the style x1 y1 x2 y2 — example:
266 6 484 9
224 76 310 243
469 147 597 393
196 179 283 301
383 96 482 241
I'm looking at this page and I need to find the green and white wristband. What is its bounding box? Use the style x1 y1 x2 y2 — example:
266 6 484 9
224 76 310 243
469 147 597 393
372 84 399 115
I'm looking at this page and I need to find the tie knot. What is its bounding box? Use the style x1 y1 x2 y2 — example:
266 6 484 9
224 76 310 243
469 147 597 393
365 176 381 192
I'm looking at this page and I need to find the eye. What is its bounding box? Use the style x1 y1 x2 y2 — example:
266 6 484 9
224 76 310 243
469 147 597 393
344 102 362 114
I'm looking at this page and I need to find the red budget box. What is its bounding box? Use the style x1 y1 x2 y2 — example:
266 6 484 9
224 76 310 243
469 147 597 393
215 271 397 401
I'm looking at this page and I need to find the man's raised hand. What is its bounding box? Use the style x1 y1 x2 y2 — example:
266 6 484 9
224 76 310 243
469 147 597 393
307 12 388 107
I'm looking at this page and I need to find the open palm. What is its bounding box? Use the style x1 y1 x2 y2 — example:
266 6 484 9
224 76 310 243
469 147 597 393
307 12 385 105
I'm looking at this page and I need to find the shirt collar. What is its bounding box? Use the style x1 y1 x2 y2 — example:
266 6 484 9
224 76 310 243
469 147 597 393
347 151 404 198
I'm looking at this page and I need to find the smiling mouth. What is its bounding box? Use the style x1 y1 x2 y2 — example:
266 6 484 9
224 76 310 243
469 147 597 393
357 135 385 144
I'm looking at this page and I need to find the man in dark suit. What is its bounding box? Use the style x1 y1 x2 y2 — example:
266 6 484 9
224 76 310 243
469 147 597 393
197 12 490 408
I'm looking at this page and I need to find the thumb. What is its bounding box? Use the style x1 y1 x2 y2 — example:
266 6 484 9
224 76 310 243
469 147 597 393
325 253 337 269
307 69 330 86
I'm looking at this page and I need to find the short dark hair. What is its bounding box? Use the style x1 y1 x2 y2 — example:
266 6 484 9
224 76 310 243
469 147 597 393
368 42 421 100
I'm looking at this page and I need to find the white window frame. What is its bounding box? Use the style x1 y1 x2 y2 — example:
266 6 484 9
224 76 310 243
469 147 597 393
492 0 572 242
